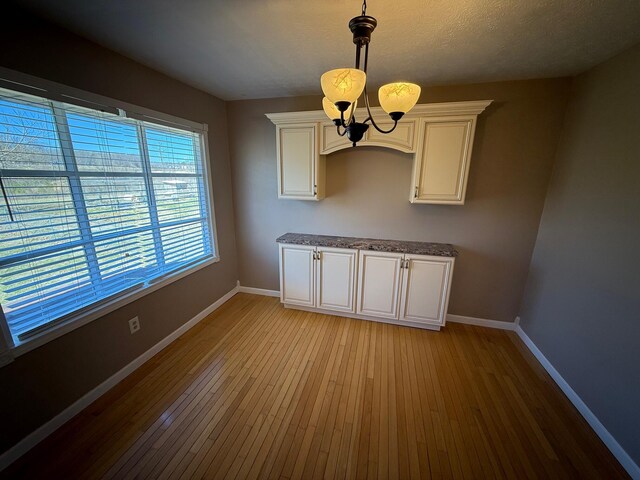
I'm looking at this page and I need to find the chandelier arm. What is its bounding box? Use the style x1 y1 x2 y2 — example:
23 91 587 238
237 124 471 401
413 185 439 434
359 40 399 133
336 124 348 137
361 84 398 134
365 116 399 134
336 125 347 137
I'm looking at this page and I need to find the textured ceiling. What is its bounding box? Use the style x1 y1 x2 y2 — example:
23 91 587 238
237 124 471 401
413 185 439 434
15 0 640 100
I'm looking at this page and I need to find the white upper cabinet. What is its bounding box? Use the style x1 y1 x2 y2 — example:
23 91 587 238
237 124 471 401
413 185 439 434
399 254 454 326
267 101 490 204
411 116 475 205
316 247 357 313
275 123 324 200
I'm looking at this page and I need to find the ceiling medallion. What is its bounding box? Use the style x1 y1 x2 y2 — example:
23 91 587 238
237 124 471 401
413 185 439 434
320 0 421 146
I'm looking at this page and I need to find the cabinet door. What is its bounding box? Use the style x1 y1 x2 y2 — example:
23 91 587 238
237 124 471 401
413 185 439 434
412 116 475 204
399 255 454 326
276 123 318 200
316 247 357 313
279 245 316 307
356 250 403 319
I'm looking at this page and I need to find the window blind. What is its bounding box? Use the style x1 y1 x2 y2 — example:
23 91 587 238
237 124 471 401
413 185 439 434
0 87 214 344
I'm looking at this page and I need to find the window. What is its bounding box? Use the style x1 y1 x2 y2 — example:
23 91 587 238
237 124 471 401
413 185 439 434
0 86 215 347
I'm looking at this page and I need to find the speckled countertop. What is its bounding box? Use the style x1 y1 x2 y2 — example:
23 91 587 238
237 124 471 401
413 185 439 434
276 233 458 257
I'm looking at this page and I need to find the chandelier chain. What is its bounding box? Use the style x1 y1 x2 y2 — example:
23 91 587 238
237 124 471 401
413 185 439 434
362 0 367 16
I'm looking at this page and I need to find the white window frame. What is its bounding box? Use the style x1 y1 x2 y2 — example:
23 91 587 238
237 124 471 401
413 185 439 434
0 67 220 358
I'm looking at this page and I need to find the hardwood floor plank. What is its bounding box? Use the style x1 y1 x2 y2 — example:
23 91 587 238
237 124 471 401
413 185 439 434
392 326 411 479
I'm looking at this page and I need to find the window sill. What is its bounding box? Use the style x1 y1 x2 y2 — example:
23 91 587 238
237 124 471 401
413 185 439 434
8 255 220 359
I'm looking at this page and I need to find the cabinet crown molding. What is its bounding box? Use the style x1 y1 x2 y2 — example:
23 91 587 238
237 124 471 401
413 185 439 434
265 100 492 125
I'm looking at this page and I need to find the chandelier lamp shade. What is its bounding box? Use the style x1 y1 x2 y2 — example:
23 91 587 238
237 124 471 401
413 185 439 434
320 0 421 146
321 69 366 105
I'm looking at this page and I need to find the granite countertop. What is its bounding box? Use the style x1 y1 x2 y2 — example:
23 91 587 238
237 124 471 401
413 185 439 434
276 233 458 257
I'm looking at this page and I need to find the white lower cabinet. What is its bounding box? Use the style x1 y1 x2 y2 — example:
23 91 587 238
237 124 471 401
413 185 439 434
279 244 356 311
280 244 455 330
399 254 454 326
357 251 454 327
316 247 357 313
279 244 316 307
356 250 404 320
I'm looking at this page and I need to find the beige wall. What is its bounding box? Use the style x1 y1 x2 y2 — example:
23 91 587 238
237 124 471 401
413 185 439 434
228 78 570 322
0 6 238 454
519 43 640 466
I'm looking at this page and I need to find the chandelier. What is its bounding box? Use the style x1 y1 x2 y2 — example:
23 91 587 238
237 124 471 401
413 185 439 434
320 0 421 147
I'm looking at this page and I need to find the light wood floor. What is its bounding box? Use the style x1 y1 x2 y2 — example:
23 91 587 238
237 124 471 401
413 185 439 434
4 293 628 479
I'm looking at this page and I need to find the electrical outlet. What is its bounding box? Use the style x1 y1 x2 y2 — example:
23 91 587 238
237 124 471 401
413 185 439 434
128 316 140 334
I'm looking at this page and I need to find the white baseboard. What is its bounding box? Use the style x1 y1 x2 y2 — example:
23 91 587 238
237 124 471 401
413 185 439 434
515 325 640 480
446 313 517 330
237 285 280 297
0 285 240 473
